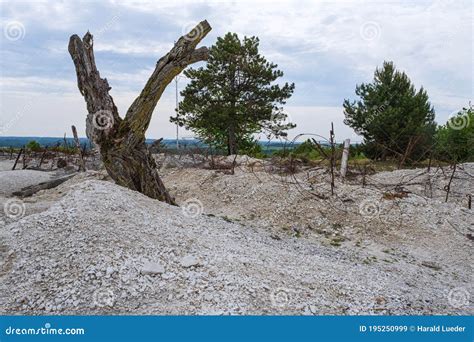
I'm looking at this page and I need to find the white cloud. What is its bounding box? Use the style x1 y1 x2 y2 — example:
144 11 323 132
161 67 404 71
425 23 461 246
0 1 90 32
0 76 77 94
0 0 471 138
94 40 173 55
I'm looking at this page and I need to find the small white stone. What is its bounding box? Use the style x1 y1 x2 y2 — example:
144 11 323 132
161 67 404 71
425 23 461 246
203 293 214 302
162 272 175 280
140 261 165 275
181 255 199 268
105 266 115 277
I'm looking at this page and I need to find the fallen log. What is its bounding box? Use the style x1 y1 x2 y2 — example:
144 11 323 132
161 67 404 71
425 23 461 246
12 174 76 197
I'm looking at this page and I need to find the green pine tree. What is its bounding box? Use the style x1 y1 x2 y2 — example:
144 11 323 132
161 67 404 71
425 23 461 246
435 105 474 162
171 32 295 155
343 61 436 165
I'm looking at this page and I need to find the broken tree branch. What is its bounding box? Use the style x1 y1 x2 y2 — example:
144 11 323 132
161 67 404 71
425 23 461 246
68 32 122 145
125 20 211 139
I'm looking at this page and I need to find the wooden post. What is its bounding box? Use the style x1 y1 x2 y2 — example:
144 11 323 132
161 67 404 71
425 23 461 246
467 194 472 209
444 163 457 202
340 138 350 179
329 122 335 195
12 148 23 170
22 148 27 169
38 150 47 168
72 125 86 171
362 164 367 187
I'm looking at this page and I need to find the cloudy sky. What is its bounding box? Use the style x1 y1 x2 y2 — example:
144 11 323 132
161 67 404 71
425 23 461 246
0 0 472 142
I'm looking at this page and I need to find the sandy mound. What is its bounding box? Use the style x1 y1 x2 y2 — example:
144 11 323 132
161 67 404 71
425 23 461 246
368 163 474 205
162 163 473 248
0 179 471 315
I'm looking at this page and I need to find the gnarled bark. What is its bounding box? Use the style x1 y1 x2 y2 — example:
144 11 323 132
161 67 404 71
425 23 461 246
68 21 212 204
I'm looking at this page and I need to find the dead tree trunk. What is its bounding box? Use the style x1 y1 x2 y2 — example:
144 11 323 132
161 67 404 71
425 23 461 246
68 21 212 204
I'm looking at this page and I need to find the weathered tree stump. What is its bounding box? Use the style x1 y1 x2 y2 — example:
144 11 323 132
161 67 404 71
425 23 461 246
68 21 211 204
340 138 350 178
71 125 86 171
